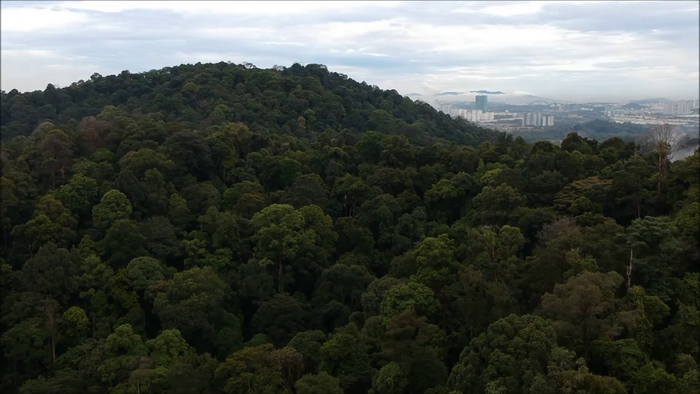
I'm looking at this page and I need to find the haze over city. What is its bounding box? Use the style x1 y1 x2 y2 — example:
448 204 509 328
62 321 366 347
1 0 699 103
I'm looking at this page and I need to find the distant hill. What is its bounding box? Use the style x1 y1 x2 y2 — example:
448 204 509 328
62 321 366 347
512 119 652 143
621 103 643 110
630 98 671 104
423 91 572 105
0 62 496 146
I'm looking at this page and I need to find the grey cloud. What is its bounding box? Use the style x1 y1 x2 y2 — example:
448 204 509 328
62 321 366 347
1 1 697 102
435 92 465 96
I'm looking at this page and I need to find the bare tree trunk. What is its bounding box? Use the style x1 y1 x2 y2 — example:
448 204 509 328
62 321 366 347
440 291 447 331
278 248 284 293
627 249 633 290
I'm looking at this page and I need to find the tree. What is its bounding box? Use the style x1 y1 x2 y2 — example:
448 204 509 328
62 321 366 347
371 362 406 394
626 216 681 301
641 124 682 198
448 314 560 394
380 309 447 393
101 219 147 267
333 174 371 217
250 204 336 294
39 129 73 188
139 216 180 262
12 194 77 251
168 192 194 231
215 344 303 394
20 242 76 304
468 225 525 284
288 330 327 374
92 190 133 231
411 234 458 330
252 293 307 347
98 324 148 389
152 266 241 355
281 174 329 210
126 256 169 292
539 271 630 355
361 276 402 318
379 281 440 320
626 285 669 354
55 173 99 220
472 184 526 226
61 306 90 343
296 371 344 394
319 324 375 394
314 263 375 312
118 148 174 179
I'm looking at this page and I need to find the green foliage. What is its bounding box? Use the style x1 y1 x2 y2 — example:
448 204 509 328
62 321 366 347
379 281 441 320
92 190 133 231
448 314 560 393
0 62 697 394
296 371 344 394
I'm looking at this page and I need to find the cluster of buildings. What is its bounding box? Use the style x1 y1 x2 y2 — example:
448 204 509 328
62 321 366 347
522 113 554 127
459 109 495 122
663 100 696 115
556 104 584 112
604 99 699 127
438 97 496 122
438 103 454 114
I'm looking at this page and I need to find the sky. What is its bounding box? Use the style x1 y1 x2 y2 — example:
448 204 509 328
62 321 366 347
1 1 698 103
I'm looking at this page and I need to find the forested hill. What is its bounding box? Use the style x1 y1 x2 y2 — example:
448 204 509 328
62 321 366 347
1 62 699 394
0 62 495 145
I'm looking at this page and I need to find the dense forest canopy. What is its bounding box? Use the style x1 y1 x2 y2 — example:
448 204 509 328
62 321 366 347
0 62 698 394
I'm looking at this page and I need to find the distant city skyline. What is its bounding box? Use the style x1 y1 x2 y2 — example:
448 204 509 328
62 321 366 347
1 1 698 102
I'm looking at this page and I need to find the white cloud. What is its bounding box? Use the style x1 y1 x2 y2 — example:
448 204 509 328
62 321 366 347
56 1 401 16
456 1 547 17
1 49 100 91
0 0 697 101
1 7 88 32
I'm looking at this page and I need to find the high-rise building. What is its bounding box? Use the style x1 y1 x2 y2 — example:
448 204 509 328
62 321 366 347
523 112 538 126
475 95 488 111
677 101 693 114
664 100 694 115
458 109 495 122
663 102 673 114
541 114 555 126
521 112 553 126
604 106 614 118
440 103 453 114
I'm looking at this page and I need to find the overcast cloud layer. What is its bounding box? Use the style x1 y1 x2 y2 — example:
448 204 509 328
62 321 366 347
1 1 698 102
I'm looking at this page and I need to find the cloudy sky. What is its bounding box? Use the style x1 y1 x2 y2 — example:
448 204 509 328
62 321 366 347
1 1 698 102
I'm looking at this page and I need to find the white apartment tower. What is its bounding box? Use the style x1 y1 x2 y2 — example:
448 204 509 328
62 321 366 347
664 100 694 115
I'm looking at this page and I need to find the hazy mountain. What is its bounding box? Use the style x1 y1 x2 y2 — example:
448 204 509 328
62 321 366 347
630 98 671 104
428 91 573 105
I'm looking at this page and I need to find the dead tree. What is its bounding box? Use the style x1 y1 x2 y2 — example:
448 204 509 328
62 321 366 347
641 124 682 197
